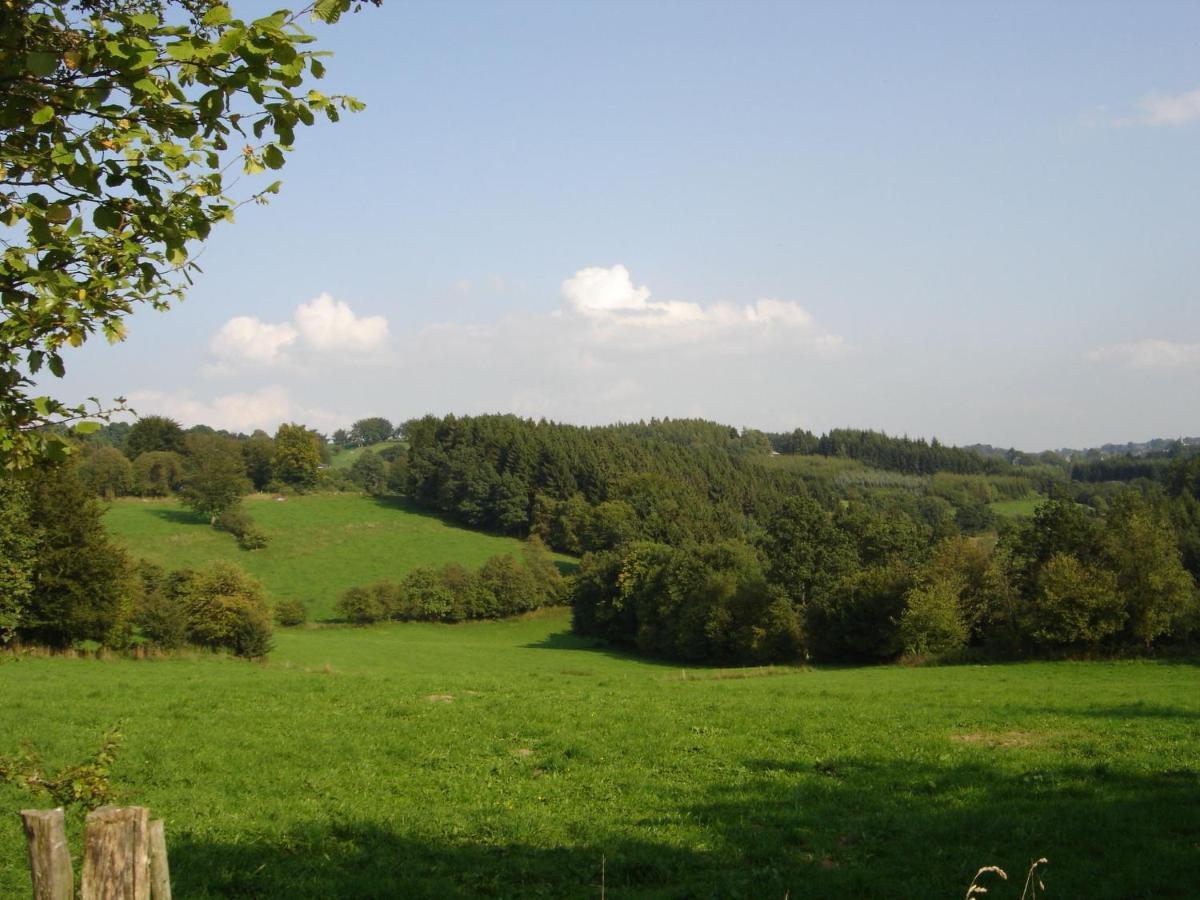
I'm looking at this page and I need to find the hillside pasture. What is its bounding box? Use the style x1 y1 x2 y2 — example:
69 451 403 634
329 440 405 470
1 612 1197 898
103 494 573 620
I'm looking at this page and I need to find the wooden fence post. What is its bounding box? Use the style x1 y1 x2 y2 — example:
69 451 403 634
81 805 150 900
19 808 73 900
148 819 171 900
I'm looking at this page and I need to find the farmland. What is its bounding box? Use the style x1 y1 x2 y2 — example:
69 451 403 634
101 494 573 621
1 611 1197 898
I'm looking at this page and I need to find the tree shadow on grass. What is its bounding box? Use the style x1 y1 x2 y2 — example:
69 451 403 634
522 630 684 670
147 507 208 526
165 755 1200 899
1011 700 1200 721
169 827 695 900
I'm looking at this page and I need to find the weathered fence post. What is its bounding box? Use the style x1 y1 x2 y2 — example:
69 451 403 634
19 808 73 900
81 805 150 900
148 819 171 900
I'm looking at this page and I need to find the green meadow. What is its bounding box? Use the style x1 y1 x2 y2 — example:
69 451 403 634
102 494 572 620
989 497 1044 520
2 611 1197 898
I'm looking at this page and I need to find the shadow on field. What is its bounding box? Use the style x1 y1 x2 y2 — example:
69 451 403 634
523 631 681 669
149 507 209 526
1014 701 1200 721
169 827 702 900
166 754 1200 899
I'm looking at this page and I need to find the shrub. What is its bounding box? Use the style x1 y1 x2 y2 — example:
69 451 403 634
135 588 189 649
401 567 460 621
274 599 308 627
337 585 387 624
169 562 274 658
215 507 271 550
523 535 567 605
236 524 270 550
478 554 540 616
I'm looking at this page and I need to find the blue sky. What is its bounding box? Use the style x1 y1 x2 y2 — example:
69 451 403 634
52 0 1200 449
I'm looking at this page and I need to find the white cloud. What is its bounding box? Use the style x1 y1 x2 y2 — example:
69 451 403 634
562 264 652 315
209 317 297 365
127 386 338 433
209 293 389 367
189 266 843 431
391 264 845 425
1119 87 1200 126
556 264 844 353
1086 338 1200 369
294 293 389 353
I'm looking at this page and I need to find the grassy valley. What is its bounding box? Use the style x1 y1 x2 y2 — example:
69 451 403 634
1 612 1197 897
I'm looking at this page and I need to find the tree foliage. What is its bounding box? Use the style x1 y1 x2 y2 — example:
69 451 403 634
0 0 373 468
271 421 321 488
179 431 249 520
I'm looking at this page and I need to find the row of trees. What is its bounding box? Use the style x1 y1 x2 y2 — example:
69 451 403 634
77 416 327 497
572 493 1199 665
336 538 566 624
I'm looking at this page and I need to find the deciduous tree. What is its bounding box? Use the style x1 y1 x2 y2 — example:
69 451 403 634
0 0 375 468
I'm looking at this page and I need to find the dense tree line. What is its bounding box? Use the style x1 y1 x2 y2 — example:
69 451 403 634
1069 456 1172 483
400 415 1036 555
572 493 1199 665
767 428 1011 476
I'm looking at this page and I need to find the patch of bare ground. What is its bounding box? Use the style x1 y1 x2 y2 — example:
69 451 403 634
425 694 454 703
952 730 1042 749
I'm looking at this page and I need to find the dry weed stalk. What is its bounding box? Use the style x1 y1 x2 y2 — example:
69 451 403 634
1020 858 1049 899
965 857 1049 899
965 865 1007 899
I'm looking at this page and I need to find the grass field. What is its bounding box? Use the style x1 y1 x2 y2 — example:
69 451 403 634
103 494 573 620
1 612 1197 898
328 441 404 470
989 497 1044 519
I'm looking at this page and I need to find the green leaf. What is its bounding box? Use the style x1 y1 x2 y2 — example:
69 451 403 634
45 204 72 224
26 51 58 76
202 5 233 27
48 356 65 378
31 106 55 125
165 40 196 61
74 421 102 435
262 144 285 169
131 12 159 28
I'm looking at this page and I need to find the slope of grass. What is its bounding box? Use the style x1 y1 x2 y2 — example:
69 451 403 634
103 494 572 620
0 613 1196 898
328 441 404 470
